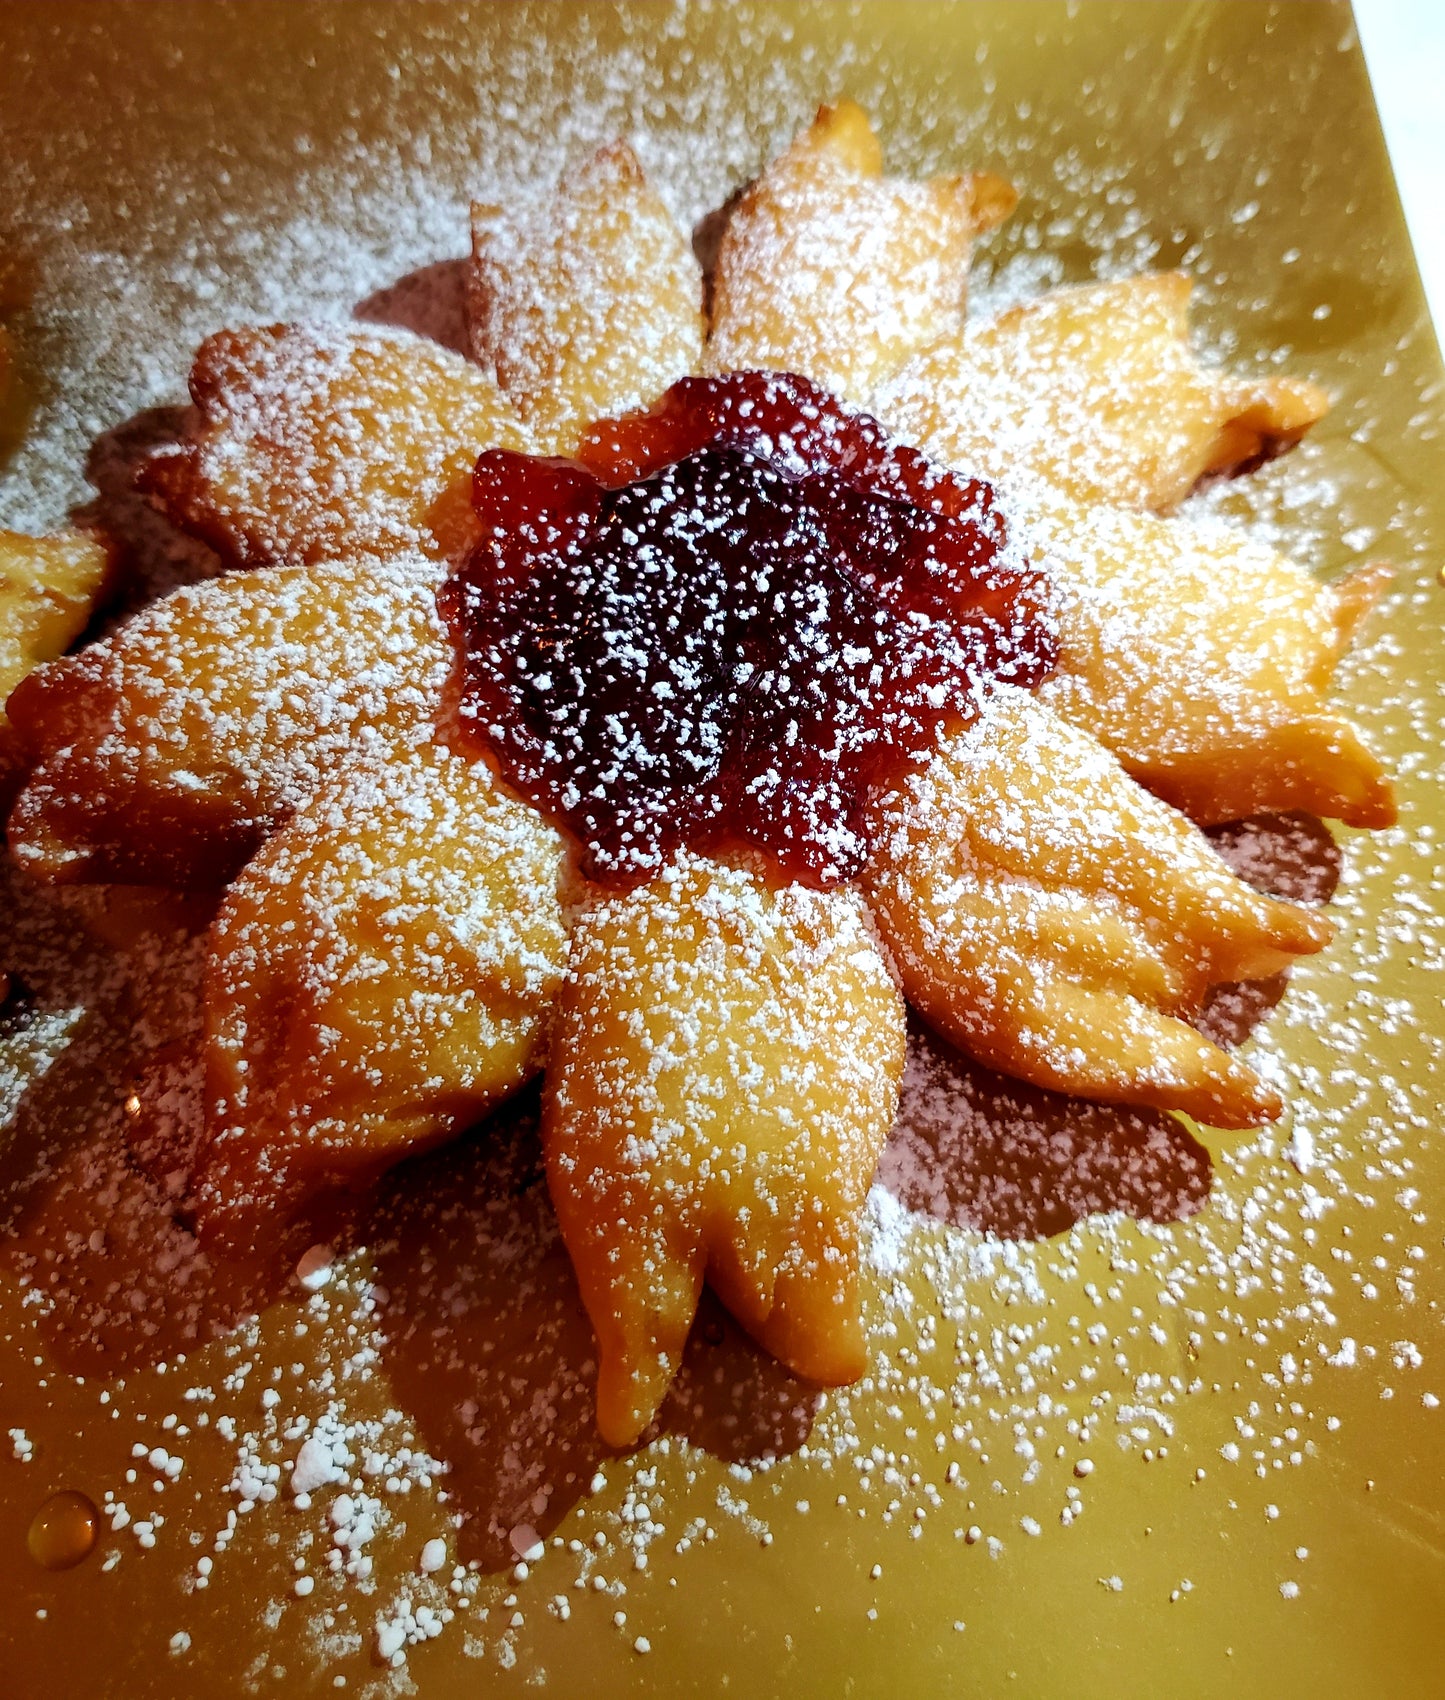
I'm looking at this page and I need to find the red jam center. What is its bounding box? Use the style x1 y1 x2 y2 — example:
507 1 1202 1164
440 371 1057 887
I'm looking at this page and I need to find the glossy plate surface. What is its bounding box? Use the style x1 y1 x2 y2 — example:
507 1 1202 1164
1 3 1443 1695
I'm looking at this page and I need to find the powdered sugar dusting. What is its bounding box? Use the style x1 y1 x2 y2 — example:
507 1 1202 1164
1 4 1440 1692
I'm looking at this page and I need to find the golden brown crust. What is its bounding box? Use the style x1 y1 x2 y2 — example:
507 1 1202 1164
0 527 114 804
467 140 704 452
143 322 529 568
544 857 905 1447
7 554 451 887
0 528 114 707
876 273 1330 511
194 742 570 1246
873 271 1383 830
705 100 1015 406
1023 498 1396 829
865 690 1333 1129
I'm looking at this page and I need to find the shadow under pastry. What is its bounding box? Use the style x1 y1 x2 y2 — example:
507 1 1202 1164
0 871 306 1377
73 403 224 617
353 257 470 355
370 1089 821 1573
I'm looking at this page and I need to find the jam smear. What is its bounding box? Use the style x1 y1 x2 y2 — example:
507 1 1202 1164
441 370 1057 887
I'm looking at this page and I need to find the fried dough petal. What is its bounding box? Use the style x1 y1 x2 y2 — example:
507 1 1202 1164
705 100 1015 406
1024 499 1395 828
545 856 906 1448
193 741 570 1245
1 528 112 702
873 275 1386 828
8 554 450 886
468 141 704 452
1 526 112 782
865 689 1333 1128
144 323 529 566
877 273 1329 511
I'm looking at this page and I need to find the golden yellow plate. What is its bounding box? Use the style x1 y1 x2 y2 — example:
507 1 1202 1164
3 3 1443 1695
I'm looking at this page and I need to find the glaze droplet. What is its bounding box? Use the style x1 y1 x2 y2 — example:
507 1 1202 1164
28 1489 99 1571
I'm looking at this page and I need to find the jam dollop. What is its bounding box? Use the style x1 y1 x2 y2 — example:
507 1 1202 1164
440 371 1057 887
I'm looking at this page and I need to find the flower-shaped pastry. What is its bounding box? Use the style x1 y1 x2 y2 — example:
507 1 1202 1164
5 102 1390 1448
